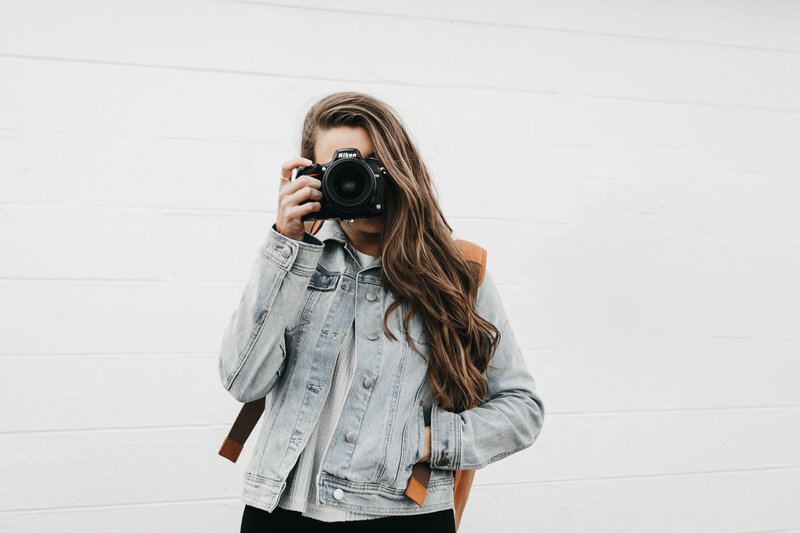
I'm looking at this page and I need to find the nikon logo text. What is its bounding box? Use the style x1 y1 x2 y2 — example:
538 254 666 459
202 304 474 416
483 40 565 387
337 152 357 159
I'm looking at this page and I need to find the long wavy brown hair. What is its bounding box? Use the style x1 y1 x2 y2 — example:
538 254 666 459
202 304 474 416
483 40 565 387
299 91 501 412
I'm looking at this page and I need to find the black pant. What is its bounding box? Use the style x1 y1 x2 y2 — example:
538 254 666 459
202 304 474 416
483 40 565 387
241 504 456 532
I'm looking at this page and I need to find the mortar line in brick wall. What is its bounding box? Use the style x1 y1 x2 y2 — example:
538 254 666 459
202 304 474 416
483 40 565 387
0 352 221 357
0 496 241 516
0 276 251 284
4 405 799 436
3 53 799 115
556 405 800 416
0 53 554 97
473 465 800 487
0 423 240 437
0 126 286 145
0 345 543 357
0 202 575 226
220 0 800 56
739 527 800 533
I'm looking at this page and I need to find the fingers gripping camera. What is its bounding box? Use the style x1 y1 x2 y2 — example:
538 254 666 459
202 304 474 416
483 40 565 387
294 148 387 221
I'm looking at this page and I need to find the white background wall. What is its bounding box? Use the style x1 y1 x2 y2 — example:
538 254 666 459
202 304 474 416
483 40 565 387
1 1 798 531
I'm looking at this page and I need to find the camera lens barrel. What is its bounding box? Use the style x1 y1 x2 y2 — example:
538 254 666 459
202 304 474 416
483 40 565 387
323 158 375 208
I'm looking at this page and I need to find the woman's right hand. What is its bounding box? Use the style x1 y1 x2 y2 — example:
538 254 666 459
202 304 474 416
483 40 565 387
275 157 323 241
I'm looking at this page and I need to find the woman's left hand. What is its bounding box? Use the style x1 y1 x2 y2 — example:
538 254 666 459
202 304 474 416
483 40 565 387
417 425 432 463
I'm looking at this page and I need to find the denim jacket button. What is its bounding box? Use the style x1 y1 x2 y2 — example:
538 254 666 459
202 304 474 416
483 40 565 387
278 246 291 258
366 292 377 301
367 332 379 340
363 377 374 388
333 488 344 500
436 452 450 466
346 431 357 443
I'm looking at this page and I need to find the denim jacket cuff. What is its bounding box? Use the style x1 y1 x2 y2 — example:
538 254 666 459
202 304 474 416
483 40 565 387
429 402 461 470
261 223 324 276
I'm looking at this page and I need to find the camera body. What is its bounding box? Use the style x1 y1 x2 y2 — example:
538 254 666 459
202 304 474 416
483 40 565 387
294 148 386 221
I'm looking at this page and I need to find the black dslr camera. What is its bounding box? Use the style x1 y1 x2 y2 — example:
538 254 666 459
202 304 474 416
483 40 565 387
294 148 386 221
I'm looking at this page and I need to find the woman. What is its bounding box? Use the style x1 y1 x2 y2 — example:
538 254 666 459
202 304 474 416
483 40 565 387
218 92 545 532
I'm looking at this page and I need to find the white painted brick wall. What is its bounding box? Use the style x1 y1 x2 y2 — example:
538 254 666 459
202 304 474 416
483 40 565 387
1 1 798 531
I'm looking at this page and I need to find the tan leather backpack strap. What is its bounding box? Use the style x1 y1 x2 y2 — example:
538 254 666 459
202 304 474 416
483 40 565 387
219 220 327 463
453 468 476 530
305 219 325 235
455 239 487 286
452 402 480 530
405 462 433 507
404 239 487 509
218 397 265 462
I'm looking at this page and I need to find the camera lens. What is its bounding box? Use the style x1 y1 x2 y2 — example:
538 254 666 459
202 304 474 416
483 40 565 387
334 173 362 200
324 160 374 208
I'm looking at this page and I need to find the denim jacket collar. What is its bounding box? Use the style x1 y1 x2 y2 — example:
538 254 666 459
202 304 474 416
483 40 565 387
313 217 348 244
314 218 382 272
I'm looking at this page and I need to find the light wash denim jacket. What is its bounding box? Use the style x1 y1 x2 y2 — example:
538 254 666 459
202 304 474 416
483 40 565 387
218 218 545 515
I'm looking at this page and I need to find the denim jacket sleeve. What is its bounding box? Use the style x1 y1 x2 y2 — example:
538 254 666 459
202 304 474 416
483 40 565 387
218 223 324 403
428 268 545 471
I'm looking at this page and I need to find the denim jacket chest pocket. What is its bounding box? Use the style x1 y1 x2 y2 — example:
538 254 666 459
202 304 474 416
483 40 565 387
287 264 341 333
